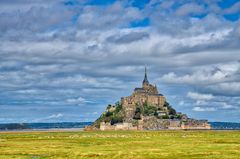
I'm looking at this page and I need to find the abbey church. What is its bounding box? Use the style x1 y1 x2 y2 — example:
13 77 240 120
87 68 211 131
121 68 166 121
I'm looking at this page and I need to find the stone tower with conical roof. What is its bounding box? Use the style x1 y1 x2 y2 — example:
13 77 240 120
143 67 149 86
141 67 158 94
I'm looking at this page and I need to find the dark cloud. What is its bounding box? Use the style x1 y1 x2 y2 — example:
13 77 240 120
106 31 149 43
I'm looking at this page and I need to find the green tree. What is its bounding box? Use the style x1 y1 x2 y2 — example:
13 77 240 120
115 102 122 112
164 101 176 115
133 107 142 120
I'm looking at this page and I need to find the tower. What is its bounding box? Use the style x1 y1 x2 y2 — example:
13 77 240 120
142 67 149 87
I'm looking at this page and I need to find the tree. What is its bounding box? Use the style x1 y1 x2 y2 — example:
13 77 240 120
115 102 123 112
164 101 176 115
162 115 169 119
105 111 113 117
133 107 142 120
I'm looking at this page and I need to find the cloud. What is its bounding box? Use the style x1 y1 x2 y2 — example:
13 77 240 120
207 82 240 96
77 2 142 30
66 97 95 105
160 68 227 85
33 113 63 122
223 2 240 14
176 3 206 16
66 97 86 103
106 31 149 44
159 61 240 96
0 4 75 33
47 113 63 119
221 102 235 109
192 107 216 112
187 92 214 100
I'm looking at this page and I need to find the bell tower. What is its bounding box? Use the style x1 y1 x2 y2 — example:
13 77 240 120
142 67 149 87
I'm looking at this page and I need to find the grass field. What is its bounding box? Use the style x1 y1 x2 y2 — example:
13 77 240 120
0 130 239 159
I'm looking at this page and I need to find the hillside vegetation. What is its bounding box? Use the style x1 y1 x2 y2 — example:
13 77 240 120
94 101 183 128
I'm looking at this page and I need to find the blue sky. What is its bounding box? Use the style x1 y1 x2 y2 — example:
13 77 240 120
0 0 240 123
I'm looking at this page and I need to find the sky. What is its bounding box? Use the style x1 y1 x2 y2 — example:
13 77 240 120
0 0 240 123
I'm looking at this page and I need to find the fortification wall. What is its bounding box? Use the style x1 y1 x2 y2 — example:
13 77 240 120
147 95 159 106
147 95 165 107
181 120 211 130
141 117 211 130
158 96 165 107
142 117 170 130
100 122 138 130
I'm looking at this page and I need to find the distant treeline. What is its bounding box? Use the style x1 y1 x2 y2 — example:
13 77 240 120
0 122 92 130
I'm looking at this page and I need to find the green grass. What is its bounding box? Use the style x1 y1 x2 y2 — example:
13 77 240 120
0 130 239 159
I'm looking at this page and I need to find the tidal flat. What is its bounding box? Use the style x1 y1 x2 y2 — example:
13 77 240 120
0 130 239 159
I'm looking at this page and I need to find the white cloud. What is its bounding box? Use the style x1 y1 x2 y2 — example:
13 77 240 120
160 68 227 85
159 61 240 92
221 102 235 109
187 92 214 100
47 113 63 119
33 113 63 122
195 100 208 106
178 101 185 106
207 82 240 95
66 97 96 106
192 107 216 112
66 97 86 105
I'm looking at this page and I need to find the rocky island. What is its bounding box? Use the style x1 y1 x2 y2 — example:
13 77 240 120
87 68 211 130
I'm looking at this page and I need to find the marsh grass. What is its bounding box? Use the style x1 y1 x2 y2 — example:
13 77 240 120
0 130 239 159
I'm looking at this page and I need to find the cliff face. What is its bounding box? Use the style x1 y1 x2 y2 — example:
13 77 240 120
90 69 211 130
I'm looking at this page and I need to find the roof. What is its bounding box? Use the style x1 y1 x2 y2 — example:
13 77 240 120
143 67 149 84
148 93 164 96
134 88 144 91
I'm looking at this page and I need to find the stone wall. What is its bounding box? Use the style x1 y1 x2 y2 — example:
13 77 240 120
99 118 211 131
140 117 211 130
142 117 170 130
147 95 165 107
181 119 211 130
100 122 115 131
100 122 138 131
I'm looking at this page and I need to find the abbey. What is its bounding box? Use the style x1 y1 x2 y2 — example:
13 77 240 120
87 68 211 131
121 68 166 121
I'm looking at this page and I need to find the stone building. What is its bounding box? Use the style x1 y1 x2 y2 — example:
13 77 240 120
121 67 166 121
90 67 211 131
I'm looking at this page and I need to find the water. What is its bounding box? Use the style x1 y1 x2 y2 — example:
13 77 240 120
0 122 92 131
0 122 239 131
209 122 240 130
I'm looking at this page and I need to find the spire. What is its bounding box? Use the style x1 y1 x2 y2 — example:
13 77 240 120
143 66 149 85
